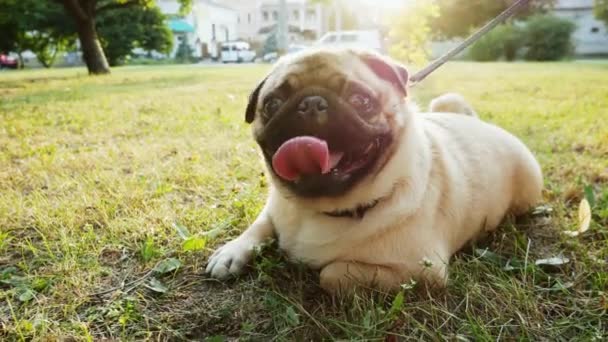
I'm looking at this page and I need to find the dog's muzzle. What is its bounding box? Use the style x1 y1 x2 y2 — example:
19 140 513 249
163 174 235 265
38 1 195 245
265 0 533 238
257 87 386 152
256 86 391 197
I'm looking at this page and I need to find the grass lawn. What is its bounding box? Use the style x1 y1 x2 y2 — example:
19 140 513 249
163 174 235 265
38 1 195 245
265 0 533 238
1 61 607 340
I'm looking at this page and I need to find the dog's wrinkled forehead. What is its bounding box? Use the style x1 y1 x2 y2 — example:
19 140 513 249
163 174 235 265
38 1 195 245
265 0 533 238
264 50 367 95
245 49 409 124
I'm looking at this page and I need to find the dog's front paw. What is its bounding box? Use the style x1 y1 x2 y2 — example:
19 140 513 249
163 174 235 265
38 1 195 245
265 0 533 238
205 238 254 280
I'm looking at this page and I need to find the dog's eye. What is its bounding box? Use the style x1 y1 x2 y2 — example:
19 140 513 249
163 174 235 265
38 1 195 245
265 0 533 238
263 97 283 117
348 93 376 117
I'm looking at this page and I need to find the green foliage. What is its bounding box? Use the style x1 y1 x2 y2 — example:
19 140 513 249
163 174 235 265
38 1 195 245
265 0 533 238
469 24 523 61
153 258 182 274
183 236 206 252
1 0 190 72
433 0 555 39
140 237 159 262
595 0 608 26
173 222 207 252
97 6 172 66
523 15 576 61
174 38 195 63
0 0 74 67
389 1 440 65
263 32 278 55
24 31 75 68
469 31 504 62
469 15 575 62
501 25 524 61
1 267 49 303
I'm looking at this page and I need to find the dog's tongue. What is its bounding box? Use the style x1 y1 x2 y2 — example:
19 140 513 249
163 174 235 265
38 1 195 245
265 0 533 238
272 136 343 181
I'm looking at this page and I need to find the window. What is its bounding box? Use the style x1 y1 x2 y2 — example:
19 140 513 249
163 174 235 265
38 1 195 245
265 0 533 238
293 10 300 21
248 13 251 24
212 24 216 40
306 9 316 21
321 34 337 43
340 34 357 42
591 27 600 33
272 11 278 21
263 11 269 21
221 45 231 52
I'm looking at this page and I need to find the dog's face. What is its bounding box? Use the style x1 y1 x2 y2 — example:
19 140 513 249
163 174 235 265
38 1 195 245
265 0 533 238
245 49 410 198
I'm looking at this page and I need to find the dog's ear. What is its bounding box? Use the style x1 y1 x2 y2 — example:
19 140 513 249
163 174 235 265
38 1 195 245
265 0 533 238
245 77 267 124
361 54 409 97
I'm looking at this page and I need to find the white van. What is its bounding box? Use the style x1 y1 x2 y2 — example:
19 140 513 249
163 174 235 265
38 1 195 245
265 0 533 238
317 30 385 53
220 41 256 63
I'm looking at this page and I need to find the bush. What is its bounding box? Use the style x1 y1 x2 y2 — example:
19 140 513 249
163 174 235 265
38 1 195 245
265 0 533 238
500 25 524 61
174 39 194 63
523 15 575 61
469 30 505 61
469 24 523 62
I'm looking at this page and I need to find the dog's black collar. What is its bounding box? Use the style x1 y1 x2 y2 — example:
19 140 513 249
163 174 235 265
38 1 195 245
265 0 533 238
323 200 380 219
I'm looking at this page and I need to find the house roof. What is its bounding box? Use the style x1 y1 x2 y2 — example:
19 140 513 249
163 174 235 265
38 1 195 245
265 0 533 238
169 19 195 33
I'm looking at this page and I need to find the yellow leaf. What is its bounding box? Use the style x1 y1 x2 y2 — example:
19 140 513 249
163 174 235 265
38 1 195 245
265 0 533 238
577 198 591 233
564 198 591 237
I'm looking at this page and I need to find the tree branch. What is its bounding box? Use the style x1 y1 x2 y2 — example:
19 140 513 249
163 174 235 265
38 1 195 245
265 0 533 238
61 0 89 21
95 0 144 14
86 0 98 16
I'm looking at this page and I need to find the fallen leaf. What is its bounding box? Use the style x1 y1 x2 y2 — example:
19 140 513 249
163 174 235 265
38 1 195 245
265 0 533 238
535 256 570 267
564 198 591 237
172 223 190 240
578 198 592 233
18 288 35 302
153 258 182 275
182 236 206 252
285 306 300 327
145 277 168 293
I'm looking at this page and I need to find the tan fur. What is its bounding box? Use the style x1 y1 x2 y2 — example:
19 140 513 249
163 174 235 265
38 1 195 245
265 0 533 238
206 49 543 294
429 92 478 117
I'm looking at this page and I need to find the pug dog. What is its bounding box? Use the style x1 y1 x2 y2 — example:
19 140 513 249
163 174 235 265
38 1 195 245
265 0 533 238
205 48 543 294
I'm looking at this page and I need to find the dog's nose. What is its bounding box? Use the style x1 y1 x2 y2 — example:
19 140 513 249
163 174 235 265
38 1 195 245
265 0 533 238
297 96 329 117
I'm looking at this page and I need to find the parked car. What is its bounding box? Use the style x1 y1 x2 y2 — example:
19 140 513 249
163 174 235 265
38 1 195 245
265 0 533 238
262 52 279 63
262 44 309 63
316 30 385 53
220 41 256 63
287 44 307 55
0 54 19 69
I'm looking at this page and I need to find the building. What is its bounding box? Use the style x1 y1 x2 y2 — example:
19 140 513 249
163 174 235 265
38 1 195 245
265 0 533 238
430 0 608 59
219 0 260 42
156 0 238 59
218 0 325 45
553 0 608 56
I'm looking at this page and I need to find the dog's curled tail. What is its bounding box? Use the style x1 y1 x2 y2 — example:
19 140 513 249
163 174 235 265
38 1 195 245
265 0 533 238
428 93 478 118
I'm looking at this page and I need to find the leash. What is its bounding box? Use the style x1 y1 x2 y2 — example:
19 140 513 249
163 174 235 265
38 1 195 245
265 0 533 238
409 0 531 85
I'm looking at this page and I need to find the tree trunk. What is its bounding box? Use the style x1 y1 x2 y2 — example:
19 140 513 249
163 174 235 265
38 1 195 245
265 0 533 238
76 17 110 74
17 52 24 69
